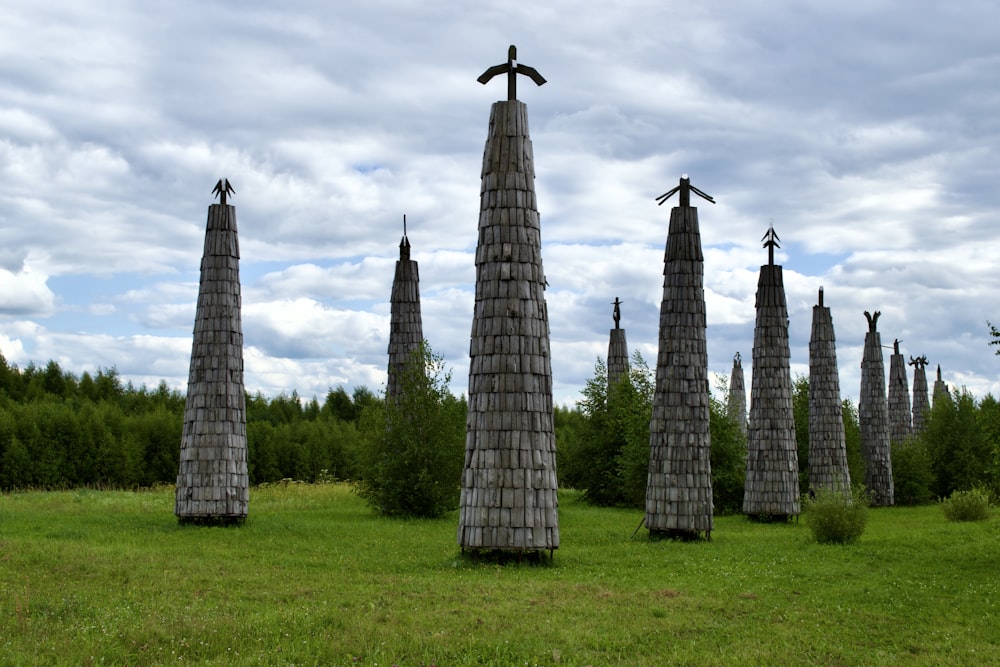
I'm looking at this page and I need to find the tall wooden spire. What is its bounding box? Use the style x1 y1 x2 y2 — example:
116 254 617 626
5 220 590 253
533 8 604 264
645 175 714 538
458 55 558 554
175 179 248 524
744 224 800 519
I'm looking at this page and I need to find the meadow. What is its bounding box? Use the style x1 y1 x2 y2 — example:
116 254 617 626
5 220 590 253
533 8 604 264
1 483 997 666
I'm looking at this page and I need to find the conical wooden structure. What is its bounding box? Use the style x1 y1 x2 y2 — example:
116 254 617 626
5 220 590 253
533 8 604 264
933 365 950 406
744 225 800 518
859 311 893 506
910 355 930 433
387 217 423 402
175 179 248 524
607 297 629 390
807 288 851 492
727 352 747 436
645 175 714 538
887 340 912 446
458 49 558 554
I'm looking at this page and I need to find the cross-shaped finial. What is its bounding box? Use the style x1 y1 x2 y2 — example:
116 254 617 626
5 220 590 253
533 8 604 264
611 297 622 329
478 45 546 101
761 222 780 266
212 178 235 207
656 174 715 207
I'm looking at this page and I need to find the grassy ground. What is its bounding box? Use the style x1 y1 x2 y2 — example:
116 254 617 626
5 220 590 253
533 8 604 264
1 484 998 666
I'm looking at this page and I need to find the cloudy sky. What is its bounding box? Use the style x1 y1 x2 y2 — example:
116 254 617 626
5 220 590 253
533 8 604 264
1 0 999 409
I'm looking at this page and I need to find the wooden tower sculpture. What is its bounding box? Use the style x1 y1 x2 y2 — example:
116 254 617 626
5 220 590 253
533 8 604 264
727 352 747 437
457 46 559 555
644 175 714 539
387 215 424 402
743 224 800 519
932 365 950 406
887 339 912 446
909 355 930 433
175 179 249 524
607 297 630 390
859 311 893 506
807 288 851 493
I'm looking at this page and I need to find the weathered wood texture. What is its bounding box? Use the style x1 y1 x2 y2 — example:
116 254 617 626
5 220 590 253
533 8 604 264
387 235 423 401
727 355 747 436
607 328 630 390
175 202 249 522
645 206 714 535
457 101 559 552
911 363 930 434
744 265 800 517
808 298 851 492
887 352 912 446
860 326 894 506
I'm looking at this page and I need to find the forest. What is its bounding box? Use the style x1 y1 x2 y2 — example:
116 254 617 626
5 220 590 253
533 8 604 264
1 349 999 511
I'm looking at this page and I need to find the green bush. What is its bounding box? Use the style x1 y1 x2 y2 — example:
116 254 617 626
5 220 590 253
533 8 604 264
356 342 466 518
941 487 991 522
805 487 868 544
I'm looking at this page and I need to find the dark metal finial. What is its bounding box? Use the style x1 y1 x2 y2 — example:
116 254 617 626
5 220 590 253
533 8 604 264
937 364 942 381
611 297 622 329
478 44 546 101
818 286 824 307
399 214 411 258
864 310 881 332
893 338 902 355
656 174 715 207
734 351 742 366
909 354 928 369
213 178 235 207
761 222 780 266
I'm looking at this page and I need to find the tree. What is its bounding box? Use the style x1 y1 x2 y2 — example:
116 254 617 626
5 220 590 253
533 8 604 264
571 353 654 508
356 342 466 518
709 385 746 515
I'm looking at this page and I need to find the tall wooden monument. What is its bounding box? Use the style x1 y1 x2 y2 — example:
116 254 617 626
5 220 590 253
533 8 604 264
743 225 800 519
807 288 851 493
727 352 747 437
859 311 893 506
645 175 714 539
607 297 630 390
175 179 249 524
887 339 912 446
457 46 559 554
387 215 423 402
909 355 930 433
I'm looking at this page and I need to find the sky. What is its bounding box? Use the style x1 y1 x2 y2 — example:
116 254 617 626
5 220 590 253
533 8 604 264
1 0 999 410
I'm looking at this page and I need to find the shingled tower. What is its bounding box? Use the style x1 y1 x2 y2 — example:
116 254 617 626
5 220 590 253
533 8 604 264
887 339 912 446
808 288 851 493
859 311 893 506
727 352 747 436
175 179 249 524
644 175 714 539
909 355 930 433
458 46 559 554
607 297 630 390
387 216 424 402
933 365 950 407
743 225 800 519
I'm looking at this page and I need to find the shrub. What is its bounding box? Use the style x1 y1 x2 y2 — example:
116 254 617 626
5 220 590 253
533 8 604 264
356 342 466 518
805 486 868 544
941 487 991 522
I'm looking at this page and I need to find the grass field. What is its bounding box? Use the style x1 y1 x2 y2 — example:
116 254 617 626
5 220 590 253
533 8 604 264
1 483 998 666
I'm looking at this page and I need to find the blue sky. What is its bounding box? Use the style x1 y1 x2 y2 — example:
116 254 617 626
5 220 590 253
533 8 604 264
1 0 999 408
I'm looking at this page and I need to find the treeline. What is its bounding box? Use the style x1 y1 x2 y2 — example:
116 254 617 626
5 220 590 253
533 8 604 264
0 355 378 490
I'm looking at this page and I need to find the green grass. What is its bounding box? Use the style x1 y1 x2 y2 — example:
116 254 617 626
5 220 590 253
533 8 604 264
1 484 998 666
